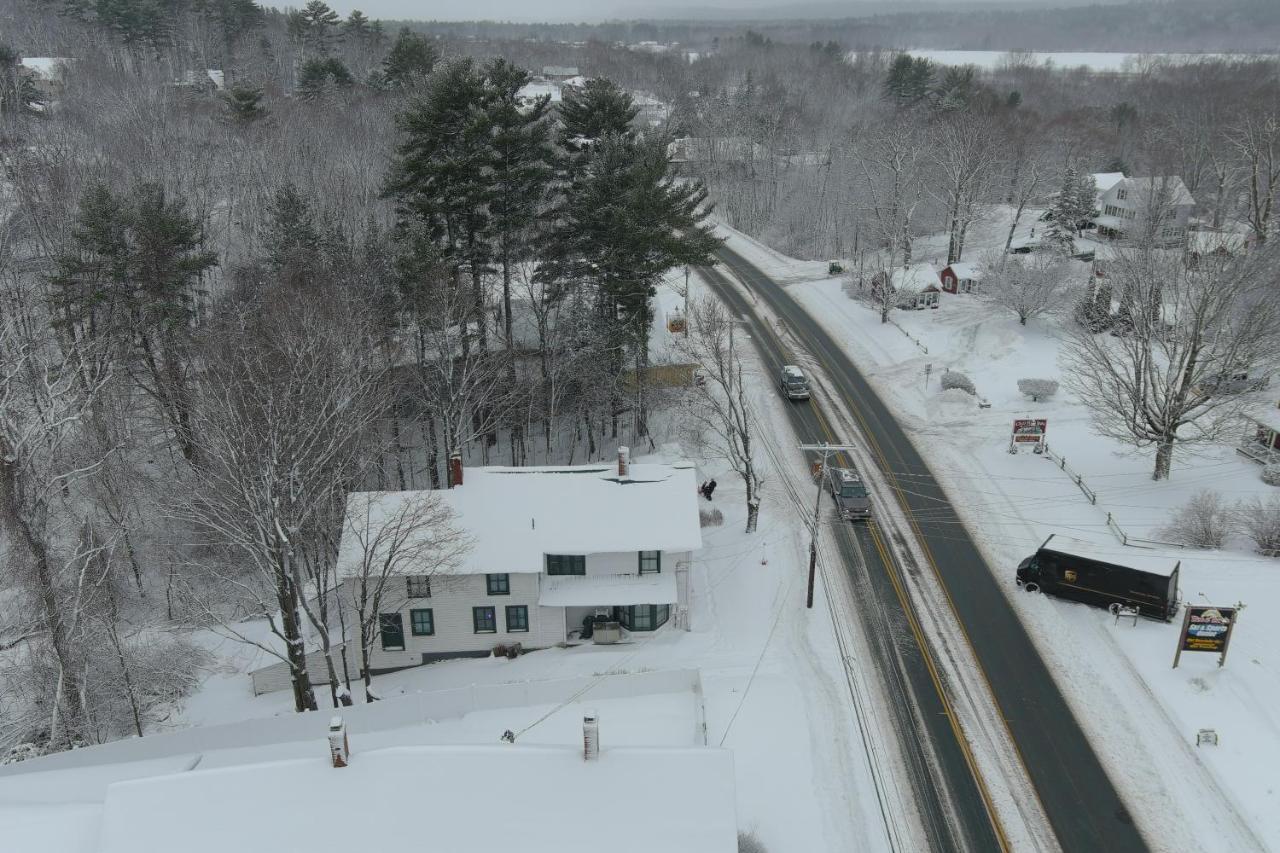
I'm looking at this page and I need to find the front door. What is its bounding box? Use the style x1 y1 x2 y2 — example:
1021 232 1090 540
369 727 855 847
379 613 405 650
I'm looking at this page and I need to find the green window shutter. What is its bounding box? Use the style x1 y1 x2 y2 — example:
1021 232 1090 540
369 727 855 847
410 608 434 636
473 606 496 633
379 613 405 649
505 605 529 632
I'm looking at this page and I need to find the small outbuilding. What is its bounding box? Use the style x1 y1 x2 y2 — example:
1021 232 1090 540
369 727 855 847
870 263 941 310
940 262 983 294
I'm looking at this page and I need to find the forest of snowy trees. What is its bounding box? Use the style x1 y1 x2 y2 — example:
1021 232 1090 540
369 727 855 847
0 0 719 749
2 0 1279 755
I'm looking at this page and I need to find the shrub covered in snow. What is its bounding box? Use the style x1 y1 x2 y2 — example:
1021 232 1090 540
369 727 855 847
739 831 768 853
1262 464 1280 487
1017 378 1059 402
1236 495 1280 556
1159 490 1232 548
941 370 975 395
700 507 724 527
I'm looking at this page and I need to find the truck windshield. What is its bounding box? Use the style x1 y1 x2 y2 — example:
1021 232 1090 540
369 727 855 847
841 485 866 498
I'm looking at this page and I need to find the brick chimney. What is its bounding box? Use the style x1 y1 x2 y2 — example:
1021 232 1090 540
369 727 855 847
617 446 630 479
328 716 349 768
583 710 599 761
448 452 463 488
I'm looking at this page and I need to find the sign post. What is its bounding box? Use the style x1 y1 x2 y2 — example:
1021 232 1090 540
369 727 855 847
924 363 932 389
1172 603 1244 668
1009 418 1048 454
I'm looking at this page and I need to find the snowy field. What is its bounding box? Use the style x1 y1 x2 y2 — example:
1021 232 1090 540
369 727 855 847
887 49 1275 71
716 216 1280 851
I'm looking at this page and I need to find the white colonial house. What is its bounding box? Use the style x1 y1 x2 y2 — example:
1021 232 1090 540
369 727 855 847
1093 176 1196 244
343 449 701 673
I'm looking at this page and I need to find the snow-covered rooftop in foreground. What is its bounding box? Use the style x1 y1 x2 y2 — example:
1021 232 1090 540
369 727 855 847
1091 171 1126 194
339 463 702 576
97 745 736 853
947 262 983 280
1041 535 1181 577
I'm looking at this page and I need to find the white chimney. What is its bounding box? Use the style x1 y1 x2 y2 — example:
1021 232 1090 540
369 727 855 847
583 710 599 761
328 716 349 768
617 447 630 479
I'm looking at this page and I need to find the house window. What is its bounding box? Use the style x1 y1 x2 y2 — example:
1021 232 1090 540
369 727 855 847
546 554 585 575
410 608 435 636
406 576 431 598
638 551 661 574
505 605 529 632
1116 188 1127 200
617 604 671 632
486 573 510 595
379 613 405 650
473 606 496 633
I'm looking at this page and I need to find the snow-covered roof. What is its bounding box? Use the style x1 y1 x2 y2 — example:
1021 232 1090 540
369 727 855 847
1040 534 1180 576
542 65 579 77
1115 176 1196 208
339 463 701 576
19 57 70 80
1091 172 1126 193
946 262 983 280
518 81 561 103
1244 401 1280 433
9 745 737 853
887 263 940 291
540 572 678 606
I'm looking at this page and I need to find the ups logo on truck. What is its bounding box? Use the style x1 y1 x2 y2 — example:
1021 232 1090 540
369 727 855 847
1064 570 1078 583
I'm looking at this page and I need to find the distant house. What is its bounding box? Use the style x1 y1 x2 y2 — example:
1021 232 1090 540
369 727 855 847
1186 227 1251 264
1093 176 1196 244
667 136 766 164
940 262 983 294
871 263 941 309
18 56 71 100
1239 401 1280 466
541 65 580 81
632 91 671 127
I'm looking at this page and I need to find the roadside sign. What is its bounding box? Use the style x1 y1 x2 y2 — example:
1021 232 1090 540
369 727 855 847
1011 418 1048 442
1172 605 1241 668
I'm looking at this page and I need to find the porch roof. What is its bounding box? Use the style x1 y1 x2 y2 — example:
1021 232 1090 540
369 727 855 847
1244 403 1280 433
539 572 678 607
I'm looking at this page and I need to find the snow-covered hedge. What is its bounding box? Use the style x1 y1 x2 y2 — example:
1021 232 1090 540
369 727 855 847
1159 490 1232 548
1017 378 1059 402
941 370 975 395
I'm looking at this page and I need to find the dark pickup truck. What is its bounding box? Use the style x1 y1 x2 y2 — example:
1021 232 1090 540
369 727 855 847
1016 534 1180 622
827 466 871 521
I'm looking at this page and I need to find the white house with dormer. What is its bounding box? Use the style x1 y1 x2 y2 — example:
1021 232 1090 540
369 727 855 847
248 450 701 693
1093 176 1196 244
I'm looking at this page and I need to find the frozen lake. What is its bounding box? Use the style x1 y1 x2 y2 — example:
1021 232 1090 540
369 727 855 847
854 49 1274 72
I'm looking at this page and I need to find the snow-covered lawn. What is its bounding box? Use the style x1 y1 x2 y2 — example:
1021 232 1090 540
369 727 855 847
718 219 1280 850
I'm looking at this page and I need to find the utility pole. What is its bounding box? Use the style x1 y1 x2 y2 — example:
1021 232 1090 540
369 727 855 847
798 442 860 608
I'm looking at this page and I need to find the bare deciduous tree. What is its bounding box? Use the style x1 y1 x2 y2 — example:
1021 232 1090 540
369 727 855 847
1228 110 1280 245
981 249 1073 326
1063 247 1280 480
676 297 763 532
339 491 468 701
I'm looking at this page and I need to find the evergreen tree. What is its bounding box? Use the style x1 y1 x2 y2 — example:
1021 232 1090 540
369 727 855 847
1050 167 1097 239
379 28 440 90
543 135 719 434
883 54 934 106
51 183 217 461
292 0 340 55
385 58 494 348
343 9 372 41
222 83 266 123
932 66 977 111
264 182 322 285
558 78 638 145
483 57 557 352
297 57 354 99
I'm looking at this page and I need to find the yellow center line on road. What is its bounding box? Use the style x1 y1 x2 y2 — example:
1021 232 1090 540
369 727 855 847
716 256 1020 852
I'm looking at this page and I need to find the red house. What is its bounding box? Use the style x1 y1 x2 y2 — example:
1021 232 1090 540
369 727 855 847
940 262 983 294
